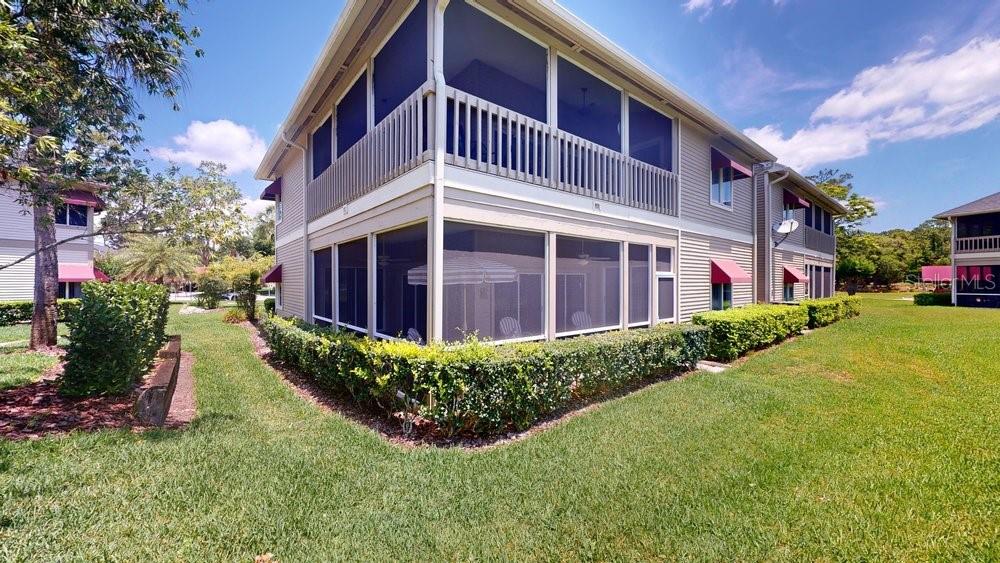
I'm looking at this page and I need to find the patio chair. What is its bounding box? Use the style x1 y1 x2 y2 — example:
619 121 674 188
499 316 522 339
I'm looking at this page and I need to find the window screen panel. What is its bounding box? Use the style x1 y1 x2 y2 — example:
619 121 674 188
376 223 427 341
313 248 333 323
374 0 427 124
657 277 675 320
555 236 621 333
628 244 649 325
629 98 672 170
558 57 621 151
311 117 332 179
337 75 368 157
337 238 368 330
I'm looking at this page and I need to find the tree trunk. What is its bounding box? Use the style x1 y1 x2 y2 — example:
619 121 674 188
30 197 60 349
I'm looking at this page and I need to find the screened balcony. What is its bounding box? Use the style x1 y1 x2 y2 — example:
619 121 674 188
955 212 1000 254
305 0 679 222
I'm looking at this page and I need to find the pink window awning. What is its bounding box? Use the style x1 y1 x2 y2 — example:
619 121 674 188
711 259 752 284
262 264 282 283
260 177 282 201
63 189 106 212
710 147 752 179
783 266 809 283
58 263 109 283
783 189 811 209
921 265 952 283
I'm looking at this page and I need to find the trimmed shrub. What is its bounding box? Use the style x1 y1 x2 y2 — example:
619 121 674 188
0 299 81 326
223 307 248 324
60 282 170 397
258 316 708 436
802 295 862 328
914 292 952 306
194 271 227 309
263 297 276 316
693 304 808 362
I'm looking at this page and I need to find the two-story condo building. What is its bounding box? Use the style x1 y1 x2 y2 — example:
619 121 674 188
0 185 108 301
935 191 1000 308
256 0 846 343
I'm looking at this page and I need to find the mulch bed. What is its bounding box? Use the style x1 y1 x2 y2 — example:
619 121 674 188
0 350 197 441
243 321 695 450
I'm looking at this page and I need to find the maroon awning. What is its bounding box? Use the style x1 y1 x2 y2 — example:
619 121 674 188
260 178 282 201
63 189 106 212
58 263 108 283
783 266 809 283
783 189 811 209
710 147 752 179
262 264 282 283
711 259 752 284
921 265 951 283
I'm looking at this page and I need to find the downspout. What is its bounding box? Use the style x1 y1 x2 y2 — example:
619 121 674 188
763 164 789 302
429 0 450 342
282 130 310 320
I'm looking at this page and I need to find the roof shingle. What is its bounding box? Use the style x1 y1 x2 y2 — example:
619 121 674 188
934 191 1000 219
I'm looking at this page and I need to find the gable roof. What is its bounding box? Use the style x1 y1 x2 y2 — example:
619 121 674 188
934 191 1000 219
778 168 850 215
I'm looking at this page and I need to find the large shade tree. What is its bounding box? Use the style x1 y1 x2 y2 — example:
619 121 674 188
0 1 201 348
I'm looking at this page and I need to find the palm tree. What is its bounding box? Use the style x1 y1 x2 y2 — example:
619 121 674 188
121 236 198 285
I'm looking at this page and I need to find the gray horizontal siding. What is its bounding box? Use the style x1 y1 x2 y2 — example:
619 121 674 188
276 237 306 319
0 250 33 301
679 232 753 321
772 249 807 302
679 122 753 233
275 153 305 242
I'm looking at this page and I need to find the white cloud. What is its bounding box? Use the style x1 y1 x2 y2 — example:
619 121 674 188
151 120 267 174
682 0 735 17
720 46 832 112
745 36 1000 171
242 197 273 218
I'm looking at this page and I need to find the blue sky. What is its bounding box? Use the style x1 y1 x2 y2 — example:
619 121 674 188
138 0 1000 231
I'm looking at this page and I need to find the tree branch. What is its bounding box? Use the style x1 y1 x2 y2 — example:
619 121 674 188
0 228 173 271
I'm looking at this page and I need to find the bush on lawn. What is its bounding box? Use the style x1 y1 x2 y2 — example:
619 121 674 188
914 292 952 306
223 307 248 324
0 299 81 326
60 282 169 397
194 271 227 309
802 295 862 328
693 304 808 362
259 315 708 435
263 297 276 316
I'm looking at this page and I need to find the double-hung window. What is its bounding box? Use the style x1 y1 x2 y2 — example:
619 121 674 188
55 204 88 227
782 203 795 221
655 247 675 322
711 166 734 208
783 283 795 302
711 283 732 311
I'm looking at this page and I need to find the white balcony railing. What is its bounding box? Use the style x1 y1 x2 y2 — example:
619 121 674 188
307 83 432 221
956 234 1000 254
443 87 678 217
307 83 679 221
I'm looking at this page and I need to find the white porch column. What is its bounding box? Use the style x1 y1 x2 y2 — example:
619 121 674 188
546 232 557 340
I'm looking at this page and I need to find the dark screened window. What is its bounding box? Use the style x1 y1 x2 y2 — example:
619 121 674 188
629 98 672 170
711 283 732 311
376 223 427 341
558 58 621 151
337 74 368 156
338 238 367 331
824 209 833 234
442 222 545 342
657 277 675 320
311 117 332 180
556 236 620 334
55 204 88 227
444 0 546 122
804 203 813 227
957 212 1000 238
374 0 426 124
628 244 649 325
313 248 333 324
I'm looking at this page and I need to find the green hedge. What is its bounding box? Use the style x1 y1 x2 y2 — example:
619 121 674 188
692 304 809 362
259 316 708 435
914 292 952 306
60 282 170 397
263 297 276 316
0 299 81 326
802 295 862 328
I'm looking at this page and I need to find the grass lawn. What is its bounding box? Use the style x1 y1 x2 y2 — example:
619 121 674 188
1 296 997 560
0 323 67 390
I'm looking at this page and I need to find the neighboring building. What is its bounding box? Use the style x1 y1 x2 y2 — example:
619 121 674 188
0 185 108 301
256 0 846 343
935 191 1000 308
